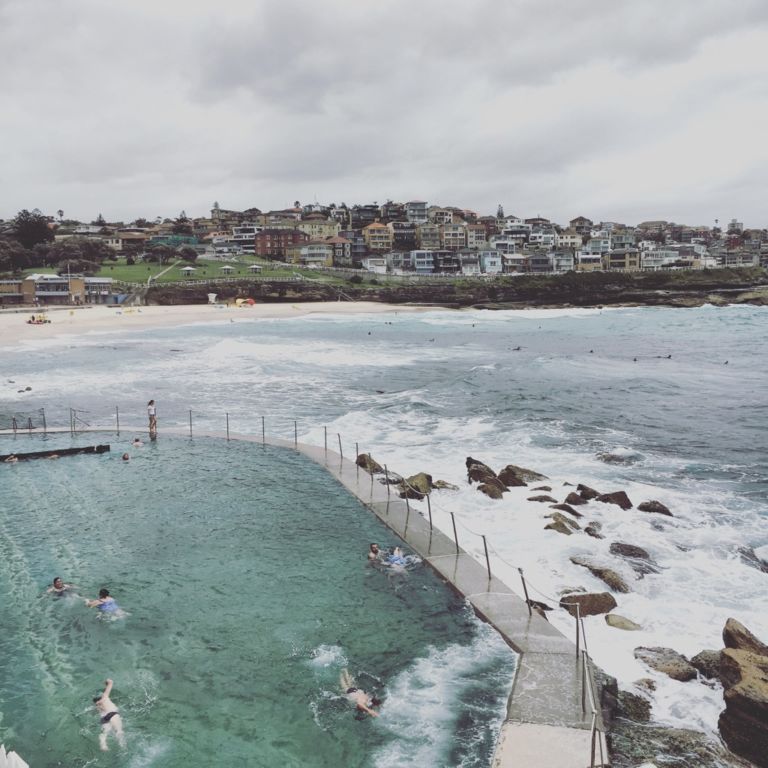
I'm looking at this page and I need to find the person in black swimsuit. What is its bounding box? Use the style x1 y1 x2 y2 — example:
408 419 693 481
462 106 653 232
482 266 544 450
93 678 125 751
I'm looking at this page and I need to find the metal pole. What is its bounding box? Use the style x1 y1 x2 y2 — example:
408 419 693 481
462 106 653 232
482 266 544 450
426 494 433 530
261 416 265 446
450 512 459 554
405 493 410 513
337 433 343 460
226 412 230 441
42 408 47 435
294 420 297 449
324 426 327 454
27 417 32 433
518 568 532 616
384 465 390 497
189 409 193 438
115 406 120 436
355 442 359 478
590 720 597 768
581 650 587 713
576 604 581 658
482 535 491 580
12 417 17 434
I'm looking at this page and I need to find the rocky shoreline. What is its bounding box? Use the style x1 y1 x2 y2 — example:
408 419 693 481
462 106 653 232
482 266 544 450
146 266 768 309
357 451 768 768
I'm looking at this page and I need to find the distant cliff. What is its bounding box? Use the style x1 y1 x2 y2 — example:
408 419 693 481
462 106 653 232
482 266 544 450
146 267 768 309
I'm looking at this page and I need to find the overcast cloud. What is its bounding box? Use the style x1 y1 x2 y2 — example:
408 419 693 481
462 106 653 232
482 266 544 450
1 0 767 226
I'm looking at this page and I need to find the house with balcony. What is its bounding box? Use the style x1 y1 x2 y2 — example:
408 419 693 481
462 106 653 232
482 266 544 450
552 251 575 272
388 221 418 251
479 250 503 274
104 231 149 251
361 256 388 274
286 241 334 267
576 254 603 272
325 236 352 267
440 223 467 251
503 253 527 273
466 224 488 249
586 235 612 254
458 251 481 276
410 250 436 274
254 228 308 260
429 207 454 225
296 217 340 240
362 221 393 252
569 216 593 235
434 251 460 273
603 248 641 271
406 201 428 224
555 229 582 250
528 253 553 273
416 224 441 250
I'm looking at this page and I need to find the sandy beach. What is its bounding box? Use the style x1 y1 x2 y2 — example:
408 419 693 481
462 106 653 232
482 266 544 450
0 301 430 342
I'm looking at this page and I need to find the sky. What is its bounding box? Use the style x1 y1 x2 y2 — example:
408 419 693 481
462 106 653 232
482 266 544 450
1 0 767 227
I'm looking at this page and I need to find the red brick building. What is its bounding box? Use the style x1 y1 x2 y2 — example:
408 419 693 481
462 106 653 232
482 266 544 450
254 228 309 260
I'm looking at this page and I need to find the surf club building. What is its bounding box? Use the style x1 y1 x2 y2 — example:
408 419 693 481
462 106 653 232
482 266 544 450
0 274 115 306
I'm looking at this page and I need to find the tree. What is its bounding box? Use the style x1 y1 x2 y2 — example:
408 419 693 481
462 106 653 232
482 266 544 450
42 237 113 267
126 254 136 266
0 239 30 273
56 259 100 276
497 204 504 219
177 246 198 263
92 213 106 227
12 209 54 249
172 211 193 235
147 244 175 264
57 209 64 221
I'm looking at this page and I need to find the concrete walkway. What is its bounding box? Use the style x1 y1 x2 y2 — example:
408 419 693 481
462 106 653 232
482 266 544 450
0 424 609 766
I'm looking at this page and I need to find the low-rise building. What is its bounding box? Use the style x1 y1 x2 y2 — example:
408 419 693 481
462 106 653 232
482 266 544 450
576 254 603 272
254 228 308 260
0 274 115 305
362 221 393 252
440 223 467 251
286 241 334 267
325 236 352 267
479 250 503 274
406 201 428 224
603 248 641 271
295 217 340 240
555 229 582 250
416 224 441 250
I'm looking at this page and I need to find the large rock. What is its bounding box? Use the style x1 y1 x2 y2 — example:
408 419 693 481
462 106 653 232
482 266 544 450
564 491 588 506
597 452 639 465
549 502 584 518
637 500 672 516
606 613 642 631
691 650 722 681
617 689 652 722
560 591 617 617
477 482 505 500
465 456 498 485
737 545 768 574
723 617 768 655
527 494 558 503
497 463 547 485
577 483 600 500
356 453 383 474
596 490 633 510
633 647 697 682
571 555 631 593
544 512 581 535
609 541 661 577
718 646 768 767
584 522 605 539
433 479 459 491
403 472 433 495
532 485 552 492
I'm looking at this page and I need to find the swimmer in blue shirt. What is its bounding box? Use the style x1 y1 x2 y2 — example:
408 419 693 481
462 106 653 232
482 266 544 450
385 547 407 566
86 588 120 614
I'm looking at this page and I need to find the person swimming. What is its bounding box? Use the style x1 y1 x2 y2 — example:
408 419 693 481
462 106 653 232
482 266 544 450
385 547 408 566
368 543 384 562
47 576 77 597
86 588 121 614
93 678 126 751
340 669 380 718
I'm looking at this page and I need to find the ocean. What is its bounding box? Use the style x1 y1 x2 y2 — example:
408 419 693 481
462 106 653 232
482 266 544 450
2 303 767 750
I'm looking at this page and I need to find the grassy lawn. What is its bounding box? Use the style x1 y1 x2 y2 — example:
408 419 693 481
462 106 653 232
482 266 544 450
26 258 351 286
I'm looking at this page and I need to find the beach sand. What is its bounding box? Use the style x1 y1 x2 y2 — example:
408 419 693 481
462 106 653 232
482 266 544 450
0 301 430 341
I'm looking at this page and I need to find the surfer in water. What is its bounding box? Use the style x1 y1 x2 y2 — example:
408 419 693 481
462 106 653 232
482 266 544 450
340 669 380 718
93 678 126 751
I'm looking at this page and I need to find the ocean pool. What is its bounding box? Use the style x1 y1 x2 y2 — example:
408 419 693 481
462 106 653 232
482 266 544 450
0 434 515 768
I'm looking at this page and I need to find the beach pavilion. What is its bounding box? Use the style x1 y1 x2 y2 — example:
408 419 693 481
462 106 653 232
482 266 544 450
180 266 196 278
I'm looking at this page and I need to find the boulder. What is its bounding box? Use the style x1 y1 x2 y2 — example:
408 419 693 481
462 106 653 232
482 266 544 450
723 617 768 655
398 484 425 501
571 556 631 593
577 483 600 500
605 613 642 631
560 591 617 617
379 471 403 485
609 541 661 577
584 522 605 539
597 452 639 465
737 545 768 574
633 647 697 682
634 678 657 693
356 453 383 474
617 689 652 722
527 494 558 503
477 482 505 500
545 512 581 534
403 472 433 495
532 485 552 491
549 503 583 518
465 456 498 485
718 647 768 767
637 500 672 516
544 518 574 535
596 490 633 510
564 491 588 506
691 650 722 681
498 463 548 485
433 479 459 491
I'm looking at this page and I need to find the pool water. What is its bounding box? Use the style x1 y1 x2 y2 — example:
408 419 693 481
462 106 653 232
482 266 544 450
0 434 515 768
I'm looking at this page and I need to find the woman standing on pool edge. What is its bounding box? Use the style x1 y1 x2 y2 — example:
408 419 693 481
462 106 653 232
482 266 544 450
147 399 157 439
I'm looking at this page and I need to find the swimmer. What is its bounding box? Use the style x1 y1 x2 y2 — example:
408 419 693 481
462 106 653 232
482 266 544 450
340 669 380 718
385 547 407 566
47 576 77 596
4 454 18 463
131 438 143 447
368 543 384 561
93 678 126 751
86 588 121 614
121 453 130 462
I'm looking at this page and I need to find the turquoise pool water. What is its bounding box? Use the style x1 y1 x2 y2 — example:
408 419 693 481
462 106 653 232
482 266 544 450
0 434 515 768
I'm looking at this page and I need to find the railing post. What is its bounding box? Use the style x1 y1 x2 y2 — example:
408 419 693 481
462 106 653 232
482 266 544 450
337 433 343 460
576 603 581 658
482 535 491 581
426 494 433 530
42 408 47 435
226 412 230 441
294 420 297 449
450 512 459 554
355 441 359 478
370 468 374 500
11 416 17 434
27 417 32 433
405 493 410 513
518 568 532 616
324 426 327 455
115 406 120 436
188 410 193 438
581 650 587 714
261 415 265 446
384 464 390 497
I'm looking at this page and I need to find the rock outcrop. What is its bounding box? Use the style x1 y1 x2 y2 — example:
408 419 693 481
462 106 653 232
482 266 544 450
609 542 661 577
560 591 617 617
498 463 548 485
477 482 505 499
356 453 383 474
584 522 605 539
606 613 642 631
723 617 768 655
577 483 600 500
465 456 499 485
527 494 558 503
633 647 697 682
571 556 631 593
564 491 588 506
736 545 768 574
550 502 583 518
637 500 672 516
544 512 580 535
596 490 633 510
690 650 722 681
